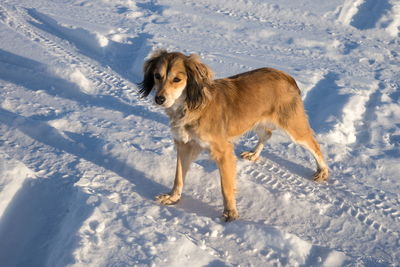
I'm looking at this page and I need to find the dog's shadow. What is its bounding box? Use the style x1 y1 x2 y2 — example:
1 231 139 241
236 141 315 180
196 144 314 179
260 150 315 179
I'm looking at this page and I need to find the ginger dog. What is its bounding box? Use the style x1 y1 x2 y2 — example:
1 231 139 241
139 50 329 221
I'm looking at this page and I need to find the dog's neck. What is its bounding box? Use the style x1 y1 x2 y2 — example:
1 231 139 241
165 92 187 121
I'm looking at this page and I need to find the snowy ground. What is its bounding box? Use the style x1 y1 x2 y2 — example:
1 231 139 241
0 0 399 266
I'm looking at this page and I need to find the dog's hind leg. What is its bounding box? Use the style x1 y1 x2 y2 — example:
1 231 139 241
282 116 329 182
241 125 273 161
156 141 202 205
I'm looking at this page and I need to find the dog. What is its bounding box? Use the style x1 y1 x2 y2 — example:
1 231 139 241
138 49 329 221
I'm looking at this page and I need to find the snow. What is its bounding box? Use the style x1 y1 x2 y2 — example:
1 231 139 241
0 0 399 266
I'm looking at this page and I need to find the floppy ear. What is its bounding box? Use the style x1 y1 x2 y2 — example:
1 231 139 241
138 49 167 97
184 54 214 109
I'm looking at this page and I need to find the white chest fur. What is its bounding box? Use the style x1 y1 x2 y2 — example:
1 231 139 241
171 122 190 143
166 103 192 144
166 106 208 148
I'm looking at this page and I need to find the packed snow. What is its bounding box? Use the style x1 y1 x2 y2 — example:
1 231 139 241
0 0 399 266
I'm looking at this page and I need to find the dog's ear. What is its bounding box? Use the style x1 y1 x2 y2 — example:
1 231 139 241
138 49 167 97
184 54 214 109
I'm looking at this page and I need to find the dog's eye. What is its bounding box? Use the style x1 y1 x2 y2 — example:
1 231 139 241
154 73 162 80
173 77 181 83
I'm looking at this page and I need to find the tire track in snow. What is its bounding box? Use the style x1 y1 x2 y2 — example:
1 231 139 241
0 4 136 103
175 1 333 66
240 157 400 237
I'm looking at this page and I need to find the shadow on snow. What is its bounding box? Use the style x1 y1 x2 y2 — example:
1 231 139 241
304 72 350 134
0 48 167 125
350 0 392 30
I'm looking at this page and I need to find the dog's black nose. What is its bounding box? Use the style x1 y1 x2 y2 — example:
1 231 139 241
155 95 166 105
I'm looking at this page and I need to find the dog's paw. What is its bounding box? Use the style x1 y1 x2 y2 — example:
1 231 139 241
240 151 260 161
222 209 240 222
155 193 180 205
313 168 329 183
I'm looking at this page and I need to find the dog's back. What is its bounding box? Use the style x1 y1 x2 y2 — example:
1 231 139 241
203 68 303 137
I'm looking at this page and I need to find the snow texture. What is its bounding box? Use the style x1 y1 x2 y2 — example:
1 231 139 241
0 0 399 266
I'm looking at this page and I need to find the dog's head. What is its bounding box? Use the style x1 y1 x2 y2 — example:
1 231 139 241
138 49 214 109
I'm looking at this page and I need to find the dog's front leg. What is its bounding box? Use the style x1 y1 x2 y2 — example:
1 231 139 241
156 141 202 205
210 141 239 221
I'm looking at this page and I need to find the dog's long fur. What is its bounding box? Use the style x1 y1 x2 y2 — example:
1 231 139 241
139 49 329 221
